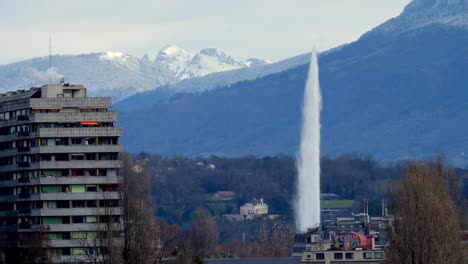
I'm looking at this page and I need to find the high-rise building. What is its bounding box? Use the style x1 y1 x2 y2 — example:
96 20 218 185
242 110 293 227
0 83 122 263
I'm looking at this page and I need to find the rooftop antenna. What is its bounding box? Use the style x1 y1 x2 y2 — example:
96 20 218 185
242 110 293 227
49 36 52 84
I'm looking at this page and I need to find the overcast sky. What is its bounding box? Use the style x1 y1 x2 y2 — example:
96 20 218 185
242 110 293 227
0 0 411 65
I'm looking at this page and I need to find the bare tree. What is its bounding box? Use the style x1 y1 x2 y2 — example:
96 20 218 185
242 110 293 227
255 221 295 257
155 221 184 263
79 192 124 264
385 158 465 264
190 208 218 259
121 152 160 264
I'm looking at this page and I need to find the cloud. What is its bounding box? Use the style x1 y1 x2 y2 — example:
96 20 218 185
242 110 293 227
30 67 64 83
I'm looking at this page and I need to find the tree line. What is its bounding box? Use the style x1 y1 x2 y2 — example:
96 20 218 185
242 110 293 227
141 153 404 224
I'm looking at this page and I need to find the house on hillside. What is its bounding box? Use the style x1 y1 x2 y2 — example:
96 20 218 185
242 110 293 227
223 198 279 221
240 198 268 216
212 191 236 201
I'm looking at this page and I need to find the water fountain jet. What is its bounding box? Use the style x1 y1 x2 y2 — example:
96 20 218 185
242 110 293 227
295 50 321 232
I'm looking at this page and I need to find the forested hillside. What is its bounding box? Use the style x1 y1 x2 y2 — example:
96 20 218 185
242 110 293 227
139 154 402 224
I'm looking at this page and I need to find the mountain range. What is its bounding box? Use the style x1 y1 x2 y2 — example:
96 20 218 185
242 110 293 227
0 46 270 102
115 0 468 166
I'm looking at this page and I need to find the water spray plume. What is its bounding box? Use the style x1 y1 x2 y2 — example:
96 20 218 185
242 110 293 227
295 49 321 232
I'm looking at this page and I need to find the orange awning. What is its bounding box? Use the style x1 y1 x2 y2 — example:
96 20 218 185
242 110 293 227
80 121 98 125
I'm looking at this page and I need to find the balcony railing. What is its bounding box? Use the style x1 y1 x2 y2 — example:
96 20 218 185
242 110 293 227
17 161 30 167
18 222 31 229
18 208 31 214
31 112 117 123
17 131 30 137
37 127 121 137
18 193 31 199
18 177 30 183
18 146 30 152
16 115 30 121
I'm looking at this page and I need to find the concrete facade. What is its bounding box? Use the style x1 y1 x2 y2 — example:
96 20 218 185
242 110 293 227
0 84 122 262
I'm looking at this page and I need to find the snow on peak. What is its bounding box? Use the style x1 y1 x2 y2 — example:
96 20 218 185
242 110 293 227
158 44 190 58
198 48 238 65
365 0 468 37
155 45 271 80
155 45 192 77
245 58 272 68
99 51 129 61
98 51 147 72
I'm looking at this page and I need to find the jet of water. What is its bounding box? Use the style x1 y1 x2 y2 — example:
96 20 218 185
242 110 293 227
295 50 321 232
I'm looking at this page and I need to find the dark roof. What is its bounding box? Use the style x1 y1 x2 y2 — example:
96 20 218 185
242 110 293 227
0 88 40 103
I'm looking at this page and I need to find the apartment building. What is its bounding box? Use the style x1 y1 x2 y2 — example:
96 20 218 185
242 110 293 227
0 83 122 263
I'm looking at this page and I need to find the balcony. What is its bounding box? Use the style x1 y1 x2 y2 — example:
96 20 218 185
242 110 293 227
0 160 120 173
31 207 122 217
18 192 31 199
0 195 16 202
0 112 117 127
35 176 120 185
18 222 31 229
18 177 30 183
37 127 122 138
36 160 121 170
16 115 30 121
29 97 111 109
38 191 121 201
31 112 117 123
17 161 30 168
17 146 30 152
0 210 17 217
30 144 122 154
35 223 111 232
18 131 30 137
18 208 31 214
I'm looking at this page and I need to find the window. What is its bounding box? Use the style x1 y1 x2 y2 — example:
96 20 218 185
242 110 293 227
72 201 85 208
374 252 384 259
334 253 343 259
71 232 87 239
345 253 354 259
86 216 97 223
72 216 84 224
71 248 86 255
316 253 325 260
86 185 97 192
364 252 373 259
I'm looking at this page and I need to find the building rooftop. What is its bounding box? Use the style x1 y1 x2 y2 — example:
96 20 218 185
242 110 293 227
0 83 87 103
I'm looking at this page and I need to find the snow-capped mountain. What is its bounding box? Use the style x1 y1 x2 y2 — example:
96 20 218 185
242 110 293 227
153 45 192 78
366 0 468 37
113 51 312 112
0 46 270 102
154 45 271 80
0 52 177 102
